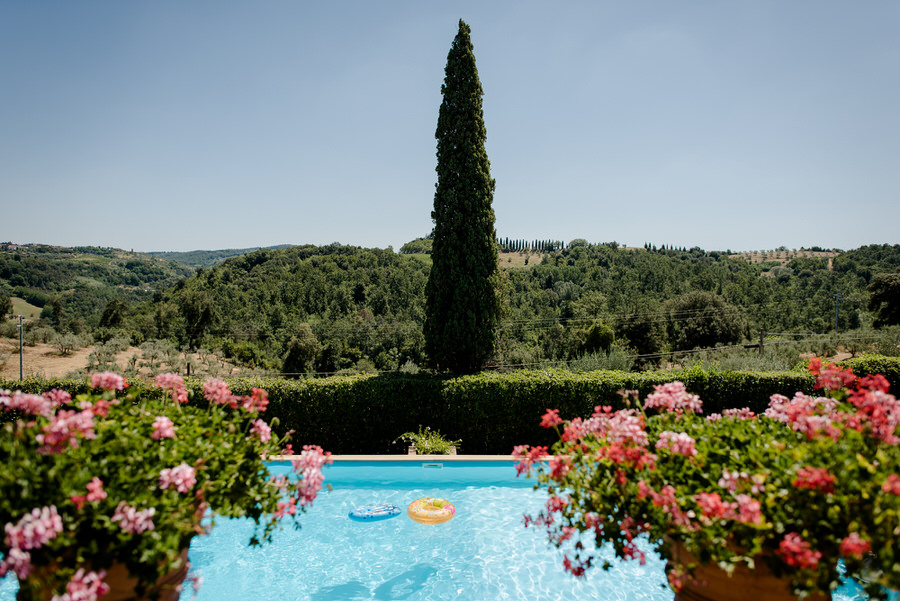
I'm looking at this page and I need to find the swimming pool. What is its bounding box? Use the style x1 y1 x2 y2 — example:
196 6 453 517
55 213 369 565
0 460 878 600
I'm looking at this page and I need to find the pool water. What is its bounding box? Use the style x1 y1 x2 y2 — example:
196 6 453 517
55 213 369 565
186 460 671 601
0 461 882 600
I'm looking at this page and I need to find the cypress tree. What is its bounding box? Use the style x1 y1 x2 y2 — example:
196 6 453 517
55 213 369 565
424 19 504 374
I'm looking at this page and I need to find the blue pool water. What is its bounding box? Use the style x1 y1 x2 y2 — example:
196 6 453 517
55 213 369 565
0 460 882 600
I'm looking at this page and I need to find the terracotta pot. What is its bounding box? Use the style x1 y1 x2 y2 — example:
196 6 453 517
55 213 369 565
667 542 831 601
17 549 190 601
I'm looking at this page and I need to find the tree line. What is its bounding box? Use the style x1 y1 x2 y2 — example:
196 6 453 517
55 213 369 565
4 241 898 376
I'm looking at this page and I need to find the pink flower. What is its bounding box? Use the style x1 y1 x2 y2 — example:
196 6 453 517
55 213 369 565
809 358 857 392
512 445 548 476
549 454 572 478
159 463 197 493
43 389 72 407
0 391 53 416
151 416 176 440
79 398 118 417
86 478 107 502
202 378 233 406
717 469 747 492
839 532 872 559
722 408 756 420
90 371 125 391
540 408 563 428
292 445 332 506
71 478 107 510
274 496 297 519
154 373 184 390
847 388 900 444
655 431 698 457
765 392 842 440
111 502 155 534
694 492 730 520
0 548 32 579
50 569 110 601
34 409 96 454
4 505 63 550
249 418 272 443
882 473 900 496
545 494 570 514
778 533 822 570
155 373 189 404
793 466 836 494
239 388 269 413
643 381 703 414
732 494 764 525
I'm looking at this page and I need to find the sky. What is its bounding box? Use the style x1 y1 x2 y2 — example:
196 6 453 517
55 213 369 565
1 1 898 253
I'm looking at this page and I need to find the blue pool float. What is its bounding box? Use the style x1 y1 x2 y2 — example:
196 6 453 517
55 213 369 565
348 503 402 522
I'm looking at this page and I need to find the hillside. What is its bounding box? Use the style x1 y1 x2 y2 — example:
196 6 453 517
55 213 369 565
2 241 898 377
147 244 294 270
0 243 191 329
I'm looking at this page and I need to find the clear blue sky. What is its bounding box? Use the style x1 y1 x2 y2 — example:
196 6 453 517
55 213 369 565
2 1 898 253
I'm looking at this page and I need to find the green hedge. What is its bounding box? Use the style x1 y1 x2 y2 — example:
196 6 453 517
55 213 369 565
3 354 898 455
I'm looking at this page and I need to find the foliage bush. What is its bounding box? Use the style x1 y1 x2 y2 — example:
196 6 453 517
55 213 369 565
4 356 897 453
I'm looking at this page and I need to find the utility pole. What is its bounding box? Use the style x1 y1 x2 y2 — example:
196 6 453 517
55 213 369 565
16 315 24 381
834 292 841 333
744 330 766 356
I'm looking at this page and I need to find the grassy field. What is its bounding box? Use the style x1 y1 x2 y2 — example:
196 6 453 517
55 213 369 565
500 252 545 268
8 297 41 320
730 249 838 266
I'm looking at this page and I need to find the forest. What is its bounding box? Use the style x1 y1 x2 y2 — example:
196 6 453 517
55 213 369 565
1 241 899 377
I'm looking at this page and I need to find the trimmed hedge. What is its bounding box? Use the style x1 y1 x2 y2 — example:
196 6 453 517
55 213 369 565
3 355 898 455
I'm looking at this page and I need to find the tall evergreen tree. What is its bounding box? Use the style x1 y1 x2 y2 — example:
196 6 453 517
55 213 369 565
424 19 504 374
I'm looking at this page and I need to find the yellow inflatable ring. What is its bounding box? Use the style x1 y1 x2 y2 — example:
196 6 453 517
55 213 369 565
408 497 456 525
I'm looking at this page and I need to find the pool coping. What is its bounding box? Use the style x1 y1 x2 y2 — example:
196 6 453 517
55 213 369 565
275 454 514 462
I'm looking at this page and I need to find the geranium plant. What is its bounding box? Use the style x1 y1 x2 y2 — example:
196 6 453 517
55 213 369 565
394 426 461 455
0 372 331 601
513 359 900 600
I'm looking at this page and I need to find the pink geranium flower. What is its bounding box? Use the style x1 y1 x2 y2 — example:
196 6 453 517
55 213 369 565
155 373 189 404
151 416 176 440
249 419 272 443
89 372 125 391
793 466 837 494
882 473 900 496
159 463 197 493
202 379 233 406
643 381 703 414
0 548 33 579
4 505 63 550
655 431 698 457
0 391 53 417
111 502 155 534
71 477 107 510
839 532 871 559
778 533 822 569
292 445 332 506
34 409 96 454
51 568 110 601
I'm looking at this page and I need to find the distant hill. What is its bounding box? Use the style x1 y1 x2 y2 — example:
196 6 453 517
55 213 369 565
0 243 192 327
147 245 294 270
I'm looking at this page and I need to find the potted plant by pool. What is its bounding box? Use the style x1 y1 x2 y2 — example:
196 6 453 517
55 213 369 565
0 372 331 601
394 426 460 456
514 359 900 601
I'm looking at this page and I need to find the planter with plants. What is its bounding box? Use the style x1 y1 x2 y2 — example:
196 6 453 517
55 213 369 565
514 359 900 600
0 372 331 601
394 426 461 455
